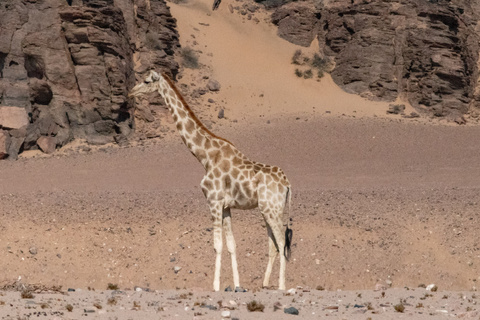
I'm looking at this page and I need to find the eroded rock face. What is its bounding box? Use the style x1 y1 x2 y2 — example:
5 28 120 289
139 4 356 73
0 0 179 159
270 0 480 119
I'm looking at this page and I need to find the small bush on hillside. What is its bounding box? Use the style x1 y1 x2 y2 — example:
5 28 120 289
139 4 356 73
291 51 332 79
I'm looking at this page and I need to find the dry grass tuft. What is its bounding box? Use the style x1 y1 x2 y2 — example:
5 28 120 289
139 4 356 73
247 300 265 312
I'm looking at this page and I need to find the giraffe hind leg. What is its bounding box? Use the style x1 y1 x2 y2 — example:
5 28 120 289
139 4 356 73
261 210 286 290
263 224 278 288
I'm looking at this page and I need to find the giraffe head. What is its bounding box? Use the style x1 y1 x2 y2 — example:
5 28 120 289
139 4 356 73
128 70 161 98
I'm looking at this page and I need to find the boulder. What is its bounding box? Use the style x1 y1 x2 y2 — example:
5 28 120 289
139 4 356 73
36 136 56 154
0 130 11 159
0 106 29 130
271 2 320 47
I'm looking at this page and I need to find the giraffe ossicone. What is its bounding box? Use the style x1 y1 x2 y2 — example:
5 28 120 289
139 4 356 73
129 70 293 291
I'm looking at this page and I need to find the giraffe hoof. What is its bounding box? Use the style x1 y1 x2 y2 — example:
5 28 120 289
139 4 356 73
234 286 247 293
224 286 233 292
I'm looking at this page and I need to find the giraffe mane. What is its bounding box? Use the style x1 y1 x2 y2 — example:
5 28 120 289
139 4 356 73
161 72 234 146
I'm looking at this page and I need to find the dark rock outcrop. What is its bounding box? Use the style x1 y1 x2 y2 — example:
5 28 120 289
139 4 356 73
0 0 179 159
269 0 480 119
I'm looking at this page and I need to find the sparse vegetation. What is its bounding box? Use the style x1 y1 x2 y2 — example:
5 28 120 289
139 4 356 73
247 300 265 312
41 303 49 309
107 283 119 290
133 301 141 310
107 297 117 306
291 50 332 79
316 285 325 291
180 47 200 69
66 304 73 312
21 291 34 299
292 49 302 65
303 69 313 79
394 303 405 313
416 302 424 308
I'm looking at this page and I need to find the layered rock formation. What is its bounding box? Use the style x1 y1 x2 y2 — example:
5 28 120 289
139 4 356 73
0 0 179 159
270 0 480 119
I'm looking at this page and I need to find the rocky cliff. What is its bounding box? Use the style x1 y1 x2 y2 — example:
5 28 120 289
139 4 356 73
0 0 179 159
270 0 480 120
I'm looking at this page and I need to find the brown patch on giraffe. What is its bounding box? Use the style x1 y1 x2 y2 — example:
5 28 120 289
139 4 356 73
214 179 220 189
273 167 279 173
193 132 203 146
202 179 213 191
204 139 212 149
196 149 207 161
185 119 195 134
176 122 183 131
208 150 221 164
213 168 221 178
232 157 242 166
177 109 187 119
219 160 231 173
221 145 235 158
172 113 179 122
231 168 240 179
212 140 220 148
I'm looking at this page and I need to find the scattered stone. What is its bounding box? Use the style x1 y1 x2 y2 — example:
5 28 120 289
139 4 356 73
454 116 466 125
67 288 75 292
221 310 231 318
284 306 299 315
0 130 10 159
37 136 56 154
174 266 182 274
426 284 438 292
387 104 405 115
207 79 221 91
208 98 215 103
29 247 37 255
287 288 296 295
218 109 225 119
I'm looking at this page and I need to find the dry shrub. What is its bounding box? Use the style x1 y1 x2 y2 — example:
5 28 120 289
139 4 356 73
247 300 264 312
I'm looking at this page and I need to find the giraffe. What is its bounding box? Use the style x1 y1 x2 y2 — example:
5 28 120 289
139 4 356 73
129 70 293 291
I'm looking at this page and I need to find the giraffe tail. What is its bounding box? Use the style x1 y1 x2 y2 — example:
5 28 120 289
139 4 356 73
284 186 293 261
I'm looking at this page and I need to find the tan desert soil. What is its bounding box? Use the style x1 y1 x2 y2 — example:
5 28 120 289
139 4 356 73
1 115 480 318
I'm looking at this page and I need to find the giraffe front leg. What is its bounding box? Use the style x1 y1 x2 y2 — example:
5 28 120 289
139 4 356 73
209 201 223 291
263 224 278 288
222 207 240 289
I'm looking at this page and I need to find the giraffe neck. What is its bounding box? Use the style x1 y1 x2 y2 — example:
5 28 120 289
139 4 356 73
157 75 217 168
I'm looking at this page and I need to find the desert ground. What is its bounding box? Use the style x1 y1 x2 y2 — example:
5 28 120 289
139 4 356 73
1 0 480 318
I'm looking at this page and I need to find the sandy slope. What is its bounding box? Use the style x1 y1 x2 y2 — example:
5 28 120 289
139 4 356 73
168 0 410 120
